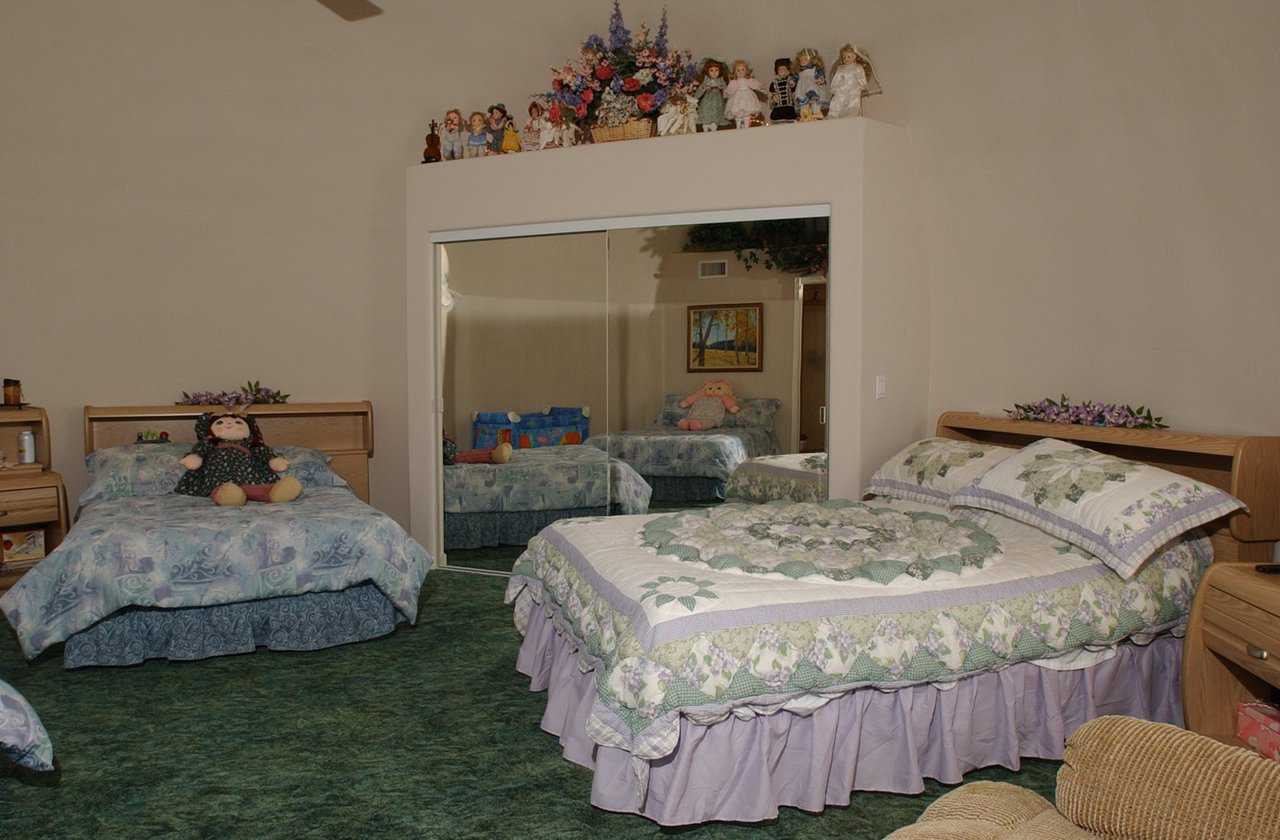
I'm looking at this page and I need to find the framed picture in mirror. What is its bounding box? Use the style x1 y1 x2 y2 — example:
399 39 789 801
687 302 764 373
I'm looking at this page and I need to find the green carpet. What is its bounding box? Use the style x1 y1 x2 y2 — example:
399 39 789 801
446 545 526 573
1 572 1059 839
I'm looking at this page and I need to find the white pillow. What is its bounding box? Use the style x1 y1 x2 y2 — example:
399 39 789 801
866 437 1015 506
950 438 1244 578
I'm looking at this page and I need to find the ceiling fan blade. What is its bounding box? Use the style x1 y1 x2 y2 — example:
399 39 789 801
314 0 383 21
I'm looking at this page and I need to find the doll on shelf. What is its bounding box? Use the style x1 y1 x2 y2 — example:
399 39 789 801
768 57 798 123
657 91 698 136
440 109 464 160
828 44 881 118
501 120 522 154
793 47 829 120
554 108 582 148
463 111 493 158
523 101 557 151
485 104 510 154
724 59 766 129
694 58 729 132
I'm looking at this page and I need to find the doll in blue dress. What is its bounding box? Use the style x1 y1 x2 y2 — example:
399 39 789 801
464 111 492 158
793 47 829 120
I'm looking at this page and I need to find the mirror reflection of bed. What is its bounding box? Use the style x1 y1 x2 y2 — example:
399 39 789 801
438 215 830 574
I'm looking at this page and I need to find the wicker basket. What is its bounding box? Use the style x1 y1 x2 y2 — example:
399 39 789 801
590 118 656 143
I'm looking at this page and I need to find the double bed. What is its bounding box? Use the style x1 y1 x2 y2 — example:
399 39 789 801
443 445 651 551
0 403 431 668
505 412 1279 825
584 396 780 503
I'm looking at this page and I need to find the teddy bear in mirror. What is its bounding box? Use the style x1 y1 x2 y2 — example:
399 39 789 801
678 379 741 431
174 413 303 506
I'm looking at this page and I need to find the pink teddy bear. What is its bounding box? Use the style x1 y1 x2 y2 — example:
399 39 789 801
678 379 741 431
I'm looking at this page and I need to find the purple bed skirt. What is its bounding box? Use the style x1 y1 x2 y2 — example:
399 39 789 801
516 603 1183 826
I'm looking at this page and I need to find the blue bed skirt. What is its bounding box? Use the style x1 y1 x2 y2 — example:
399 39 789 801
63 582 402 668
445 507 609 551
643 475 727 503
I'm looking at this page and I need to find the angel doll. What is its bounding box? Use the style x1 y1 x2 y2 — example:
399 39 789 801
724 59 766 129
828 44 881 118
694 58 729 132
793 47 829 120
657 91 698 136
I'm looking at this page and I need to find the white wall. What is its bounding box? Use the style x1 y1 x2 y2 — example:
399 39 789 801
4 1 1276 530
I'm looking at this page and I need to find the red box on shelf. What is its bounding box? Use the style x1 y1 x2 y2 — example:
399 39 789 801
1237 702 1280 762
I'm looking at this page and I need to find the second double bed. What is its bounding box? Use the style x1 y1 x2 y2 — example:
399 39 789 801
504 414 1275 825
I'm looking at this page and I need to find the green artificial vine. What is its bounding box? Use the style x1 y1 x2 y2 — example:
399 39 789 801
684 218 829 276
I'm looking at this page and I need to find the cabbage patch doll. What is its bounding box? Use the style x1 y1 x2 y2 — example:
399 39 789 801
175 413 302 506
678 379 741 431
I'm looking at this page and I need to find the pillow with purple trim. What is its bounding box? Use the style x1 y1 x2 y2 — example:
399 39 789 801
949 437 1244 578
865 437 1015 506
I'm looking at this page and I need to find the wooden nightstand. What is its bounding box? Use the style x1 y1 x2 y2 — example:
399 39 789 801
0 407 70 590
1184 563 1280 745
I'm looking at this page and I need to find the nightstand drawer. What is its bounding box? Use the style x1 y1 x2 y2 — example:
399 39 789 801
1202 621 1280 688
1204 587 1280 655
0 486 60 527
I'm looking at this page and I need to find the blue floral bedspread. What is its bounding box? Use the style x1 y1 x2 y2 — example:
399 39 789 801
0 677 54 771
443 445 651 515
0 488 430 659
584 426 777 480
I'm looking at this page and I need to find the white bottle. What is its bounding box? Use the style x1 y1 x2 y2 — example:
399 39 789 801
17 430 36 464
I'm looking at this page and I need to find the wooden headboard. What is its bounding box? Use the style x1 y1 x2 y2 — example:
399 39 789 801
84 402 375 503
936 412 1280 564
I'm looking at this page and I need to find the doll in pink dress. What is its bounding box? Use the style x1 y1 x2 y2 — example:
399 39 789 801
724 59 766 129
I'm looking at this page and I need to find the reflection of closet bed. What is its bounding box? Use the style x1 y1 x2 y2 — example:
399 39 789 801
584 396 780 503
725 451 828 503
443 445 651 550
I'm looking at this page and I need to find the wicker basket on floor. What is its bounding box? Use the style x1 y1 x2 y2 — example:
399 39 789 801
590 118 656 143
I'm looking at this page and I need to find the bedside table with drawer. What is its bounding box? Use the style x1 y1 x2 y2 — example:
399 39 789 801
0 406 70 590
1184 563 1280 745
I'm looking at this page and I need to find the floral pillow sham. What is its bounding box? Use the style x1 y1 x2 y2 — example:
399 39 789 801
866 437 1015 506
950 437 1244 579
80 442 190 507
1 677 54 773
80 443 347 507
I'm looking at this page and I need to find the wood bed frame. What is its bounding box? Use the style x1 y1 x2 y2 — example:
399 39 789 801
936 412 1280 564
84 403 375 503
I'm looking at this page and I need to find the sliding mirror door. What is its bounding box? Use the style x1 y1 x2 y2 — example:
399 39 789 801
433 212 830 572
437 232 609 571
603 217 830 508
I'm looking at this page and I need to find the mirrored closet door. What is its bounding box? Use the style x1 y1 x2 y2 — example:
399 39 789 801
435 213 829 573
437 232 610 572
603 217 829 511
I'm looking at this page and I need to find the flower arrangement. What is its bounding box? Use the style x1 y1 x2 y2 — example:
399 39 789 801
1005 395 1167 429
178 381 291 408
546 2 696 131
